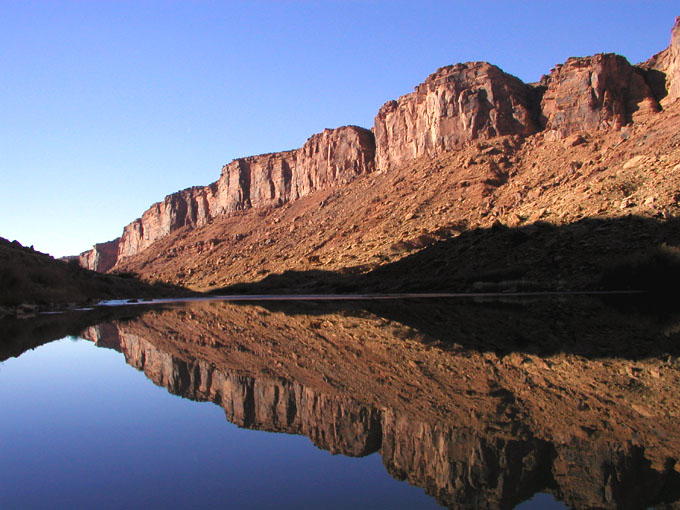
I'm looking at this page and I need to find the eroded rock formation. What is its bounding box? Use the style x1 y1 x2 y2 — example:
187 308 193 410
78 239 119 273
373 62 541 172
79 18 680 275
82 125 374 267
642 16 680 104
539 53 659 139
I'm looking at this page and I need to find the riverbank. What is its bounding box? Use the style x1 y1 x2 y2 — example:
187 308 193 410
0 237 195 317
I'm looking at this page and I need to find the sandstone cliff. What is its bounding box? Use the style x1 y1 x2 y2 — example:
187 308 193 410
80 17 680 282
539 53 659 139
78 238 119 273
373 62 540 172
83 125 375 266
642 16 680 104
117 125 375 260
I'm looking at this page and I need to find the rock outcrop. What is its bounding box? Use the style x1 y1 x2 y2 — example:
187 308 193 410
78 239 120 272
539 53 659 139
373 62 540 172
117 186 215 259
642 16 680 104
213 125 376 214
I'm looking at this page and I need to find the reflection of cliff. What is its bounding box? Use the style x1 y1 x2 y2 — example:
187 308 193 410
84 323 382 456
82 299 680 509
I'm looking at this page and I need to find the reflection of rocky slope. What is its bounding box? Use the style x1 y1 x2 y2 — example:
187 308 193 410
82 299 680 509
85 322 381 456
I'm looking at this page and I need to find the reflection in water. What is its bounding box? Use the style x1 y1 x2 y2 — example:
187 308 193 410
75 296 680 510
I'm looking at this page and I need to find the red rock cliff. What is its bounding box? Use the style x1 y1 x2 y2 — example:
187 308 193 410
373 62 541 172
539 53 658 139
87 125 375 266
78 239 120 273
642 16 680 104
80 18 680 271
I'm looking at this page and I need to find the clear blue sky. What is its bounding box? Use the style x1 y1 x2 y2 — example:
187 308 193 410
1 1 677 257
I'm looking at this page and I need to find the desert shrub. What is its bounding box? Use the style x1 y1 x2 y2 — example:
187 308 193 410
389 240 414 253
411 234 436 248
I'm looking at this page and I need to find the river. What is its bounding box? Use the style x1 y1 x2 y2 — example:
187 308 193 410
1 295 677 509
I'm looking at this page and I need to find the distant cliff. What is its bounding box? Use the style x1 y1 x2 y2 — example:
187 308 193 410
80 17 680 272
115 125 375 260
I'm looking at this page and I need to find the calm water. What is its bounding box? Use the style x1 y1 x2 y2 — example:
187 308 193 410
1 296 678 509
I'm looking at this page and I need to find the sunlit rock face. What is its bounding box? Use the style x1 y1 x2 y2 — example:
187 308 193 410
78 239 119 272
78 18 680 276
213 126 376 214
373 62 540 172
642 16 680 104
79 297 680 509
539 53 659 140
80 125 375 268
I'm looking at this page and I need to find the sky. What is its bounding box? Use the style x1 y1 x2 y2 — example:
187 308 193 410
1 1 678 258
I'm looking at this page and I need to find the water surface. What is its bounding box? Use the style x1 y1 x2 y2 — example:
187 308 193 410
1 295 678 509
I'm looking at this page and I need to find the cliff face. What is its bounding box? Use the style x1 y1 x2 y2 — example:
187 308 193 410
539 53 659 139
642 16 680 104
91 125 375 267
117 186 215 259
80 18 680 274
373 62 540 173
78 239 120 272
212 125 376 214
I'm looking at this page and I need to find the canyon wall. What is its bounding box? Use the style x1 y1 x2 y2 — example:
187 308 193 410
642 16 680 104
539 53 658 139
78 239 120 273
97 125 375 264
373 62 541 173
80 18 678 271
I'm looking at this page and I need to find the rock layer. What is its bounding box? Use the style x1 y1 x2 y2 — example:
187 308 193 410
373 62 540 172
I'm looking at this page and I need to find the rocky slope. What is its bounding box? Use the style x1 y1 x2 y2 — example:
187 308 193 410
81 298 680 509
0 237 191 314
81 17 680 294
